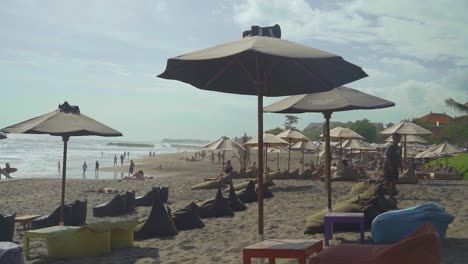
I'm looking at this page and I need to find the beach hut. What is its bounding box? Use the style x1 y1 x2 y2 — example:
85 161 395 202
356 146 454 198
158 25 367 239
1 102 122 224
264 86 394 210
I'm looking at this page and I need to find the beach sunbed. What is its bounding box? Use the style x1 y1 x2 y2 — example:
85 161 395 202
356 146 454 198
0 213 16 242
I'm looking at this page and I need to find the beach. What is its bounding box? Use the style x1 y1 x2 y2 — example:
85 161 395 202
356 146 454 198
1 151 467 264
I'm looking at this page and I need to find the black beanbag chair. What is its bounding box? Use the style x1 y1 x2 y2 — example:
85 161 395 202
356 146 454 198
227 183 247 212
197 188 235 218
93 194 127 217
0 213 15 241
32 200 86 229
134 199 178 239
236 180 258 203
171 203 205 231
135 187 160 207
256 184 274 199
160 186 169 203
124 191 136 213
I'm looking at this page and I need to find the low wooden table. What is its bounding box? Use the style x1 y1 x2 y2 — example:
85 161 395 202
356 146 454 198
324 212 365 246
243 239 323 264
15 215 41 230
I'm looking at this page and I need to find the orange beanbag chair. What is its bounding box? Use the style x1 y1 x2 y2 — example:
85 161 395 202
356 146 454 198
310 223 440 264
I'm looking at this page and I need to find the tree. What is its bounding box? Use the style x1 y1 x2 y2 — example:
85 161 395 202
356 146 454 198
284 115 299 130
445 98 468 114
266 127 284 135
349 119 377 143
386 122 395 128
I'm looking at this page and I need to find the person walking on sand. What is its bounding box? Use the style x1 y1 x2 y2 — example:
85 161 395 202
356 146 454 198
95 160 100 178
120 154 124 166
383 133 402 195
114 155 117 166
129 160 135 176
82 162 88 178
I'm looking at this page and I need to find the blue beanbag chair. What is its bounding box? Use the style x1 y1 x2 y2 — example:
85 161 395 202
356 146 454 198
371 202 454 244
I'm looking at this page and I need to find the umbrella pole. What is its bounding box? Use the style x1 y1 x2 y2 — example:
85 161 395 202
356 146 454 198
265 145 268 176
288 139 291 173
277 153 279 171
445 155 448 167
257 81 264 241
301 149 304 173
323 112 332 211
60 136 69 225
221 150 225 174
339 138 343 162
404 135 407 169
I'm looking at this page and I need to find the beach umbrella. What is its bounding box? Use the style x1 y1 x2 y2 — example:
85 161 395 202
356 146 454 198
203 136 246 173
291 141 320 172
158 30 367 239
325 127 364 162
264 86 394 210
1 102 122 224
379 121 431 163
244 133 289 176
422 142 464 166
341 139 376 165
277 129 309 173
0 131 7 139
267 146 288 171
384 134 427 144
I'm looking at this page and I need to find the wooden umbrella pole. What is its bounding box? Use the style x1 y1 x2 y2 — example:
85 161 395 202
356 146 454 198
288 139 291 173
60 136 69 225
256 59 264 240
339 138 343 162
277 152 279 171
323 112 332 211
265 145 268 176
404 134 407 168
301 149 305 173
221 150 225 174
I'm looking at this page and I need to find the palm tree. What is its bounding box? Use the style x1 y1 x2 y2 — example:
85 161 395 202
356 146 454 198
445 98 468 114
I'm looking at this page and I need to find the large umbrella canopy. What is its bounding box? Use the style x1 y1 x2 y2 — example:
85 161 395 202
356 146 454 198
203 136 246 173
323 126 364 163
158 31 368 239
384 134 427 144
418 142 464 166
1 102 122 224
264 86 394 211
291 141 320 172
0 131 6 139
277 129 309 172
245 133 289 174
341 139 376 151
379 121 432 162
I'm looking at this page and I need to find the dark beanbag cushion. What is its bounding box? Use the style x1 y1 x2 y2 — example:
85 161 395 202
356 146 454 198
124 191 136 213
136 187 161 207
301 169 312 179
171 203 205 231
197 188 235 218
134 199 178 239
160 186 169 203
256 184 274 199
289 169 300 179
236 180 258 203
0 213 15 241
68 200 87 226
32 207 60 230
93 194 127 217
227 183 247 211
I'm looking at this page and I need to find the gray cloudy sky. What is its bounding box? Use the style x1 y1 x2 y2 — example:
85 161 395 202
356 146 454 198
0 0 467 141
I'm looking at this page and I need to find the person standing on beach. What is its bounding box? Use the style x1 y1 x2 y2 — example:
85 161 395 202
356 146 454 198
383 133 402 195
95 160 100 178
82 162 88 178
114 155 117 166
129 160 135 176
58 161 61 172
120 154 124 166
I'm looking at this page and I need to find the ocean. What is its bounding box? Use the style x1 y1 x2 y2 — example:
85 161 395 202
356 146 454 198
0 134 187 179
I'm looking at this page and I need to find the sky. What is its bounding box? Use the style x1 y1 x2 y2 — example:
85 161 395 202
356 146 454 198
0 0 467 142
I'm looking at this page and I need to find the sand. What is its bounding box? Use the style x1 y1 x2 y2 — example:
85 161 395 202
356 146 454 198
1 151 467 263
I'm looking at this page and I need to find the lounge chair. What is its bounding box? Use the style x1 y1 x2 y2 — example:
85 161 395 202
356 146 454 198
170 203 205 231
93 194 127 217
0 242 24 264
31 200 87 230
310 223 440 264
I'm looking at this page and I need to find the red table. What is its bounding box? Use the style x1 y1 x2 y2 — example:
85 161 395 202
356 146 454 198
243 239 323 264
